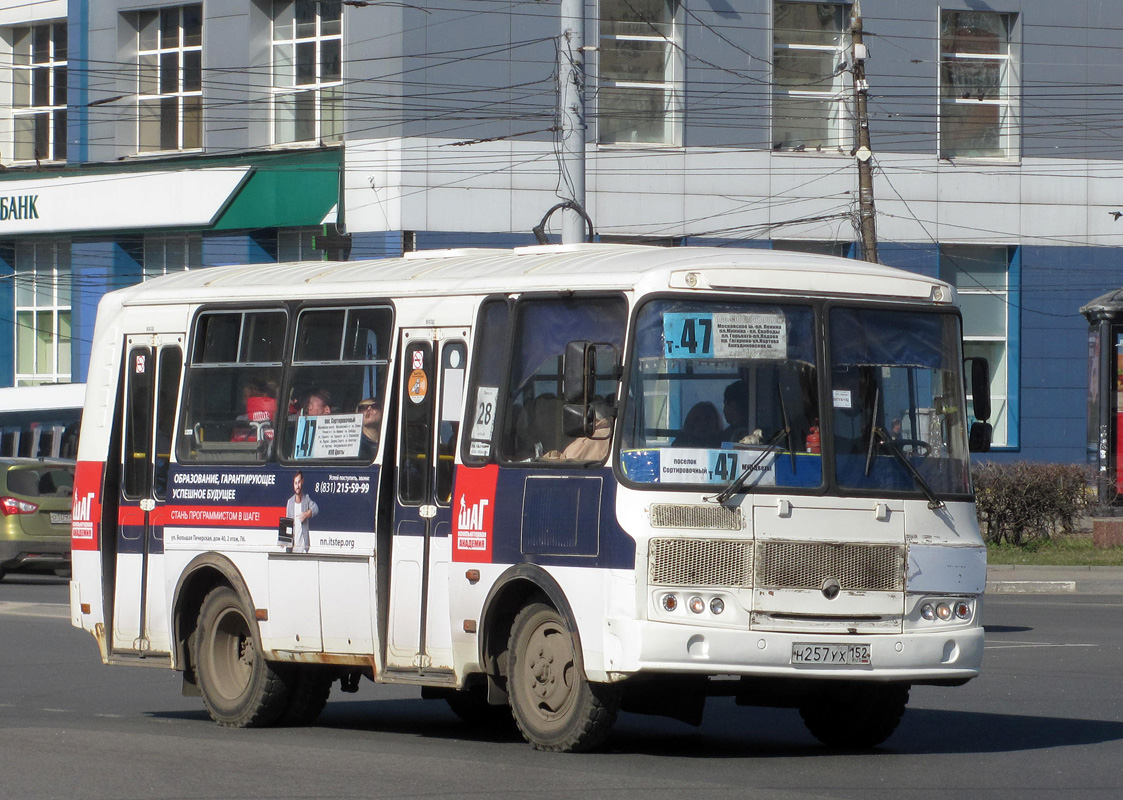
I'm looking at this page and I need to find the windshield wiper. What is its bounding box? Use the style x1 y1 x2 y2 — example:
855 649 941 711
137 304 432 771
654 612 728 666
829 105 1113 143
866 427 944 510
707 428 789 505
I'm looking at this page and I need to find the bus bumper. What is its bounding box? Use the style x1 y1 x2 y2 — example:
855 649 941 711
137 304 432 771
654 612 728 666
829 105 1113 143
600 618 984 684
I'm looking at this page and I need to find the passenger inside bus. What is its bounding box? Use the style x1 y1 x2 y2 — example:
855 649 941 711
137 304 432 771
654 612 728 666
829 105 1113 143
541 401 613 462
722 380 751 442
304 388 334 416
231 378 277 443
357 398 381 458
673 401 723 448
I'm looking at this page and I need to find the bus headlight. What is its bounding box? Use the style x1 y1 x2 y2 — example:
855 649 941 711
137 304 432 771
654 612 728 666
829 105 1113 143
688 596 705 614
936 603 953 620
710 597 725 615
921 603 936 620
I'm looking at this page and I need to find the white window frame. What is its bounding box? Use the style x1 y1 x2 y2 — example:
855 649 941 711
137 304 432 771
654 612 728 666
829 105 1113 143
135 4 203 153
940 244 1014 448
143 234 202 280
13 240 71 387
271 0 344 145
597 0 682 146
938 10 1019 161
771 1 852 152
10 20 68 164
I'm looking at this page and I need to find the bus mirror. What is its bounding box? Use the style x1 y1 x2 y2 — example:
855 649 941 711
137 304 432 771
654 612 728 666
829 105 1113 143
563 402 594 438
967 357 992 422
563 341 594 404
969 421 993 453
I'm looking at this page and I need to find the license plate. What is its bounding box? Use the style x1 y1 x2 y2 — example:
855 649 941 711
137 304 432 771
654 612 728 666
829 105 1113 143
792 643 872 666
49 512 72 525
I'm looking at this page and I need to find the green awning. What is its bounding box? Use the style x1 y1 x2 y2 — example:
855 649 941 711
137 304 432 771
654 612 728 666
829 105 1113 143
212 148 341 231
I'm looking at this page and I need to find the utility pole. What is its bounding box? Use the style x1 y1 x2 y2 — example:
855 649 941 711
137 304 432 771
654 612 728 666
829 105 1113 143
559 0 587 243
851 1 878 263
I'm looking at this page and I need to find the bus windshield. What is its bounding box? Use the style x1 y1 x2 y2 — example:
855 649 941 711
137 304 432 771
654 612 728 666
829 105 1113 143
619 299 822 490
830 306 970 497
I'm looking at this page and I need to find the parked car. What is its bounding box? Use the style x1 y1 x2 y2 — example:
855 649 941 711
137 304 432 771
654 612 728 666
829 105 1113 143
0 457 74 580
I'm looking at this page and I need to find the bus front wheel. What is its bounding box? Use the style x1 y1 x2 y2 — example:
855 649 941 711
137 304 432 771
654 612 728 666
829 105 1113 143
195 586 292 728
799 683 909 748
506 602 619 752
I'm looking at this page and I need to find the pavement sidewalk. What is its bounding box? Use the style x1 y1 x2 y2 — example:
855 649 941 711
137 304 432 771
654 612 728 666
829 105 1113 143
986 564 1123 595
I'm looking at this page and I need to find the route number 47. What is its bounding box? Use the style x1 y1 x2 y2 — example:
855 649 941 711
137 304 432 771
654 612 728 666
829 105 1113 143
665 314 713 357
710 452 739 481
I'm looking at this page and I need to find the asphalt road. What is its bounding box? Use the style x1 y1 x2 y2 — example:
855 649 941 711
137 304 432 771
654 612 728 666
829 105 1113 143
2 574 1121 800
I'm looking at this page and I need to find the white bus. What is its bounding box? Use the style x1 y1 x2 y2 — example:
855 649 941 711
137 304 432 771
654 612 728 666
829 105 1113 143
70 244 991 752
0 383 84 460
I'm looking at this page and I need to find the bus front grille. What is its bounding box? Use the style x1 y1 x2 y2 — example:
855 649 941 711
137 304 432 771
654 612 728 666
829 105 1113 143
648 538 905 592
649 504 744 530
649 538 754 588
755 541 905 592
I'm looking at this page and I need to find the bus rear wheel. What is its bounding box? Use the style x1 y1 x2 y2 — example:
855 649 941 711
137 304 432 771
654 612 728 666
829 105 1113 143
195 586 292 728
506 602 619 752
799 683 909 748
279 667 333 726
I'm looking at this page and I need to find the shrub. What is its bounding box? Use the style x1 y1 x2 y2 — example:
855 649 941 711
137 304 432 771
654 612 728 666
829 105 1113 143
972 462 1091 546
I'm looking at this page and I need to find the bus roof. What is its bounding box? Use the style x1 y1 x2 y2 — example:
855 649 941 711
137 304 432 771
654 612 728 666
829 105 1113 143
110 244 954 306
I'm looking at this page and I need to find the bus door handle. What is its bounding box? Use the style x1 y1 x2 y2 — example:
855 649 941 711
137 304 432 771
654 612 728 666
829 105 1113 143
419 505 437 519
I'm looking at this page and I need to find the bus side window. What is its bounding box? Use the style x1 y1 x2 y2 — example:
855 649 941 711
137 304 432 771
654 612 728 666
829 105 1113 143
282 306 392 463
500 295 627 463
435 341 467 503
178 310 287 465
461 298 511 466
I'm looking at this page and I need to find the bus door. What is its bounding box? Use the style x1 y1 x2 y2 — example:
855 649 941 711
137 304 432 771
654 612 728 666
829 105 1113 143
385 328 468 672
111 337 183 655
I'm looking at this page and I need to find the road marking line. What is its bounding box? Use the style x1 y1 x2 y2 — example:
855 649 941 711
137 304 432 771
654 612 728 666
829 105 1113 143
986 642 1099 650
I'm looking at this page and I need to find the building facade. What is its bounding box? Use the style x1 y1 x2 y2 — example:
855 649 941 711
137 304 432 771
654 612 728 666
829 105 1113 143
1 0 1119 464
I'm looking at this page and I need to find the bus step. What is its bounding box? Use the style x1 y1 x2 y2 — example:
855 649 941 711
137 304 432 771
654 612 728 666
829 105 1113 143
381 667 457 687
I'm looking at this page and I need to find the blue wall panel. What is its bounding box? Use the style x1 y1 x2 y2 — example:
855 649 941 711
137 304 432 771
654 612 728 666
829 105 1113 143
71 240 143 383
0 245 13 386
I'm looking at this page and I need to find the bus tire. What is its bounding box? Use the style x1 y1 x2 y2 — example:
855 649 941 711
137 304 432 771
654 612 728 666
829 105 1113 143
278 668 333 726
195 586 291 728
506 602 619 752
799 683 909 748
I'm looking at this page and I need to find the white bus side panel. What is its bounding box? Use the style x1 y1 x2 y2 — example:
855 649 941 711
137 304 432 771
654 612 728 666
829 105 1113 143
266 558 323 651
318 558 376 654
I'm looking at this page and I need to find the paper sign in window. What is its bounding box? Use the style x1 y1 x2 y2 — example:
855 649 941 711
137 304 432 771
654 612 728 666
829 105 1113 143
664 312 787 360
292 413 362 459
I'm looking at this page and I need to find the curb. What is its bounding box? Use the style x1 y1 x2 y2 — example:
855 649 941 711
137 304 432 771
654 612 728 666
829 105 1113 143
984 566 1123 595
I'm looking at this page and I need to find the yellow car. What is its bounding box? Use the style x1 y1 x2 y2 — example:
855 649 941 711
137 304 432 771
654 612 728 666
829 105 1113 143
0 458 74 580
